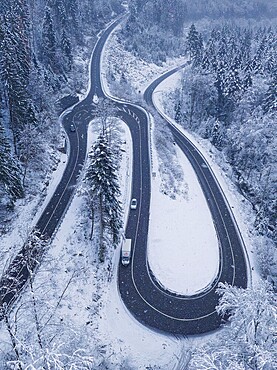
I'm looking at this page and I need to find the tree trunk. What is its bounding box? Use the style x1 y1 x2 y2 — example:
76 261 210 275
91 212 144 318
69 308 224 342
3 308 23 370
90 205 95 240
29 275 44 351
99 194 105 262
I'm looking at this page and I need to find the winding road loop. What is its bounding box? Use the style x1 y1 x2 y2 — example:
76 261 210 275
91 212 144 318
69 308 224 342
0 16 249 335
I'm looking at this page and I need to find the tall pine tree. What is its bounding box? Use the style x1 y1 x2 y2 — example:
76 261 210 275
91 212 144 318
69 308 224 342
186 24 203 65
41 6 58 72
0 121 24 204
263 73 277 114
84 134 122 261
0 0 35 153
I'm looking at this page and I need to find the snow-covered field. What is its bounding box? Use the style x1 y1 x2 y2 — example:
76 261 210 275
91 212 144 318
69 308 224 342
149 142 219 295
0 24 257 369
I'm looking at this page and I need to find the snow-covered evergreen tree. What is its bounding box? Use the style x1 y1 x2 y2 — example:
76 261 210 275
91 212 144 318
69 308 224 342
84 133 122 261
60 28 73 72
186 24 203 65
0 0 35 152
41 6 58 72
263 73 277 113
174 101 182 123
0 121 24 204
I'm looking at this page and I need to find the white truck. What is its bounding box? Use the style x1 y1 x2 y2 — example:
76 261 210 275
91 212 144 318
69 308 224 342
121 239 132 266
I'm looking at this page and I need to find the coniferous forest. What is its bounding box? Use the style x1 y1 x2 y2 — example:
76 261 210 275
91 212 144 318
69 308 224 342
0 0 123 211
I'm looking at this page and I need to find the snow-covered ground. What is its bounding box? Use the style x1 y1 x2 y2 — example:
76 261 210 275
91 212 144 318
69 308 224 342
149 141 219 295
0 23 258 369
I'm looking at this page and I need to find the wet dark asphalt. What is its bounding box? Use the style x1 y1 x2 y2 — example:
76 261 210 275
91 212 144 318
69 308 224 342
0 16 248 336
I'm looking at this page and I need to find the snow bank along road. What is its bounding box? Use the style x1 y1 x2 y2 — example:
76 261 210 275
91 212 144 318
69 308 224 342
0 16 248 335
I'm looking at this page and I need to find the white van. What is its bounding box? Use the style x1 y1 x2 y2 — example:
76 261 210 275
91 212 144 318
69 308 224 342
121 239 132 266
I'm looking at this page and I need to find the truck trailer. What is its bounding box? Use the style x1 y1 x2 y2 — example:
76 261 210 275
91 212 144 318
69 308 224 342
121 239 132 266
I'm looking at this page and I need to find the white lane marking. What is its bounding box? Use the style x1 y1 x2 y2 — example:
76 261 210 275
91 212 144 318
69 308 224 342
121 110 237 321
124 115 216 321
171 126 236 285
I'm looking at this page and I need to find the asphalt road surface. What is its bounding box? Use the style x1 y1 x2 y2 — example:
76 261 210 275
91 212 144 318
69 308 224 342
115 65 249 335
0 15 249 336
89 37 249 333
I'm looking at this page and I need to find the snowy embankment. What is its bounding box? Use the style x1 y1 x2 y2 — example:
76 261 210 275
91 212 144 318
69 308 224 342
0 152 67 277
